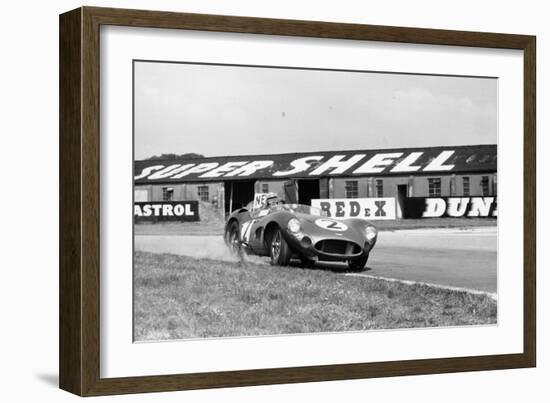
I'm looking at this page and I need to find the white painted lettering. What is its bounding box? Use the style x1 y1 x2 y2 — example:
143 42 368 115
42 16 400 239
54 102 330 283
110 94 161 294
391 152 423 172
468 197 494 217
173 204 184 216
273 156 323 176
354 153 403 174
446 198 470 217
423 151 455 171
172 163 219 178
422 199 446 217
225 160 274 177
309 154 366 175
134 165 165 180
165 164 195 179
200 161 248 178
147 165 182 180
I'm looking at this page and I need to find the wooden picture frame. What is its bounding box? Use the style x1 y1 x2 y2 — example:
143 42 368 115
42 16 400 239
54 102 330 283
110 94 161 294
59 6 536 396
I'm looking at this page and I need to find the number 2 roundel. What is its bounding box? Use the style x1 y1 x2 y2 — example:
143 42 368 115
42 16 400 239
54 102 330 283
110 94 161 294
314 219 348 231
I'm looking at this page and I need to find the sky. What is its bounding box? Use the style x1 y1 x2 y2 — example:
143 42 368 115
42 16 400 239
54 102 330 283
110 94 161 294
134 61 497 160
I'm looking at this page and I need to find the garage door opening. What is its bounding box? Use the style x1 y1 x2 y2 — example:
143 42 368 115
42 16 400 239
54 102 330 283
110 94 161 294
297 179 320 206
225 180 255 215
396 184 408 218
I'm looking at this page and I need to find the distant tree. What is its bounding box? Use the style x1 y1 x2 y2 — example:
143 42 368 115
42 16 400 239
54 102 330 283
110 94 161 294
145 153 204 161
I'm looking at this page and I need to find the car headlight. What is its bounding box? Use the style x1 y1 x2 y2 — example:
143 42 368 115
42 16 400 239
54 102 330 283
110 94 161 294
287 218 302 233
365 225 377 241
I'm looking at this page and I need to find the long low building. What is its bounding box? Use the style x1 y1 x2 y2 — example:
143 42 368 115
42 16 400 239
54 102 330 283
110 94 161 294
134 144 497 218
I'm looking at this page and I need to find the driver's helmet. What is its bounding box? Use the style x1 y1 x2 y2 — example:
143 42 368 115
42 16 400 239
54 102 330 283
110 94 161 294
263 192 283 208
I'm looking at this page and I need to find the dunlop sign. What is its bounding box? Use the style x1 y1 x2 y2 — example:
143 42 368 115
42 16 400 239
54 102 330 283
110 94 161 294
403 197 497 218
311 198 396 220
134 201 200 223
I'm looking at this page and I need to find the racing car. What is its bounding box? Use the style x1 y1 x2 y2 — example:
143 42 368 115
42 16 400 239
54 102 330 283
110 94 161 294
224 193 377 270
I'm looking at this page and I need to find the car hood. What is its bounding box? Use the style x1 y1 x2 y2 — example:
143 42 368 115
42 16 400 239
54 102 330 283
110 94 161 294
293 213 371 244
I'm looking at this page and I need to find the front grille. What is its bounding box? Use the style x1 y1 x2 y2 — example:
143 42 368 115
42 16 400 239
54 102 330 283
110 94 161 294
315 239 361 256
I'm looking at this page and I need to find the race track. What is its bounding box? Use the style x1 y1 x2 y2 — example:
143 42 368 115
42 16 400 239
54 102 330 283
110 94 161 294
135 227 497 293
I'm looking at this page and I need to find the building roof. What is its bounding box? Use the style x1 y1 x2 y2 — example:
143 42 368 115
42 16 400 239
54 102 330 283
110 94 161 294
134 144 497 184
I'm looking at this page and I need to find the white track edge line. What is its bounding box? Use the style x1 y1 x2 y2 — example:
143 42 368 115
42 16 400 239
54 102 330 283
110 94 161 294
344 273 497 301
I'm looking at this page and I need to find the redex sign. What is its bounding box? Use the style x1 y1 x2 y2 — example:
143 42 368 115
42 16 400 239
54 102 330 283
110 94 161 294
134 201 200 223
311 198 396 220
403 197 497 218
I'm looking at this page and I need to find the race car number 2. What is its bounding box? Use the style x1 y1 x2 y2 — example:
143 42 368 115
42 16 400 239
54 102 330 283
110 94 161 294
314 219 348 231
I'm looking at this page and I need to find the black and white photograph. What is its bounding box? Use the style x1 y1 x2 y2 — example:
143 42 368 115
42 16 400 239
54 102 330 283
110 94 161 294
132 60 498 341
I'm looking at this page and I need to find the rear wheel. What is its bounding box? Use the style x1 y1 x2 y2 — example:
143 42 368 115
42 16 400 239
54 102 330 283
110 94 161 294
269 228 291 266
347 254 368 271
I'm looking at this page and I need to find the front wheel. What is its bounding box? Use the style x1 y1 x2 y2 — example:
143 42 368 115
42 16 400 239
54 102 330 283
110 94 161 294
269 228 291 266
226 222 243 259
347 254 369 271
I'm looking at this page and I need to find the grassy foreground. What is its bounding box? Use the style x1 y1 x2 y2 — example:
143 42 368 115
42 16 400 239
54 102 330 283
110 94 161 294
134 251 497 341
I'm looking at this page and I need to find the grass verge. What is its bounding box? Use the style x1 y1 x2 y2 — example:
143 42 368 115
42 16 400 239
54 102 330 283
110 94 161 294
134 251 497 341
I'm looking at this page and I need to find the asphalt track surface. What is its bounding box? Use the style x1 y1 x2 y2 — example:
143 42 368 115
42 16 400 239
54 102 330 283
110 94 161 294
135 227 497 293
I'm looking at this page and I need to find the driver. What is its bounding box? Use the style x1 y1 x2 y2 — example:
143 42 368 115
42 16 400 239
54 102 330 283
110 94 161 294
261 192 284 209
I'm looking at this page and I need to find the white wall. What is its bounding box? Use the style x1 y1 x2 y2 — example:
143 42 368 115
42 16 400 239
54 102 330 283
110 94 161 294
0 1 546 402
